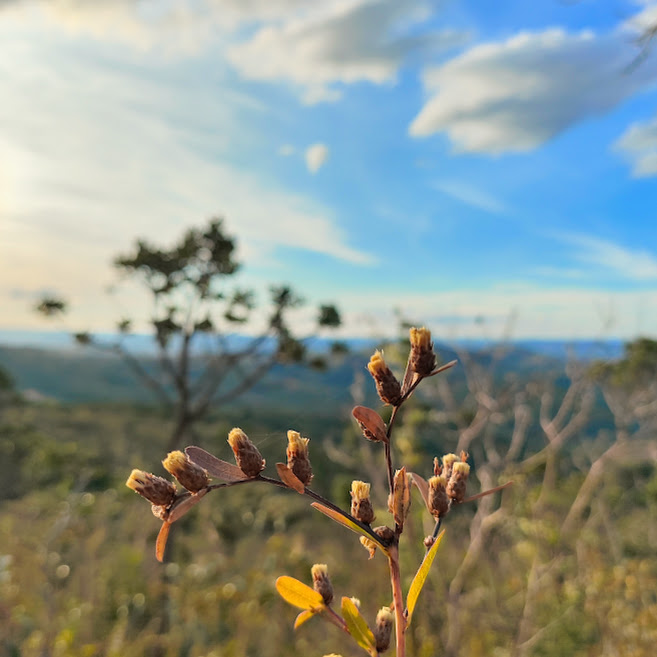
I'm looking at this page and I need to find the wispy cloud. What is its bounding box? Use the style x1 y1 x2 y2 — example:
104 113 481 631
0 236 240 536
614 115 657 177
432 179 508 215
560 233 657 281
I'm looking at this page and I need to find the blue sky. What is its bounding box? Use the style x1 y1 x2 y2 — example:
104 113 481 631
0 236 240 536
1 0 657 340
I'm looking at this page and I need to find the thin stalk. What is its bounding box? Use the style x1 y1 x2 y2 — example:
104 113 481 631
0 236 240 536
387 545 406 657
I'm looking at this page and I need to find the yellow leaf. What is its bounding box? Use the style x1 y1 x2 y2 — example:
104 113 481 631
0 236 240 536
276 463 305 494
310 503 390 555
294 609 316 629
406 529 445 626
276 576 325 611
341 597 376 656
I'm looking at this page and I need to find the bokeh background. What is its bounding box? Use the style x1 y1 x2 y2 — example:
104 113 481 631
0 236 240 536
2 1 657 656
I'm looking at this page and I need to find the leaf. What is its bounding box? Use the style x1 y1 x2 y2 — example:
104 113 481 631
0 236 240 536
310 503 389 555
341 596 376 656
276 463 305 494
406 529 445 626
427 359 458 377
352 406 387 442
155 521 171 563
166 488 208 523
275 576 325 611
294 609 316 629
409 472 430 510
185 446 248 482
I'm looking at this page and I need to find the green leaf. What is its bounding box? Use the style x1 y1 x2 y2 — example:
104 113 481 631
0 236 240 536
310 503 389 555
341 597 376 656
406 529 445 626
276 576 325 611
294 609 316 629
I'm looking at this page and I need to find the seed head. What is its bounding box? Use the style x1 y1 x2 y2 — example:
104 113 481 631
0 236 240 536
428 475 450 519
360 536 378 559
311 563 333 605
228 428 266 477
162 450 209 493
126 469 176 507
409 326 437 377
350 480 375 525
374 606 394 653
442 453 459 479
446 461 471 504
286 430 313 485
367 350 402 406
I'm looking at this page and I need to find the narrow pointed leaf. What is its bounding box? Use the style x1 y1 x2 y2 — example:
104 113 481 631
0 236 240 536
276 463 305 494
427 359 458 377
310 503 389 554
185 446 248 482
409 472 430 510
462 480 513 504
294 609 316 629
275 576 325 611
341 596 376 655
406 529 445 626
155 521 171 563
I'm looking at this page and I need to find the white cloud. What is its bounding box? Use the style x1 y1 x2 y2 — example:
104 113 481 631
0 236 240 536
227 0 464 104
410 21 657 153
0 31 373 330
561 233 657 281
615 115 657 176
305 143 329 173
432 179 507 214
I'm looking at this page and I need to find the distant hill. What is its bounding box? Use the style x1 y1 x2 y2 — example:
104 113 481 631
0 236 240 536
0 335 608 408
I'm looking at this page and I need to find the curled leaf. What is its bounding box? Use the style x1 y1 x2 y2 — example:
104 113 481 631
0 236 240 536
185 446 249 482
155 522 171 563
276 462 306 494
276 576 326 611
352 406 388 442
341 596 376 655
166 488 208 523
294 609 316 629
406 529 445 626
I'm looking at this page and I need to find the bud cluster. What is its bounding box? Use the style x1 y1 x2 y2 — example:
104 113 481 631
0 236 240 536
428 451 471 518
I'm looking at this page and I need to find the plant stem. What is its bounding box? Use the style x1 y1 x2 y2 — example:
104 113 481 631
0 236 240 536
387 545 406 657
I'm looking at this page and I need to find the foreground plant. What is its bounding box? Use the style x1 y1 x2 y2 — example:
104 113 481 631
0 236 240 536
126 327 511 656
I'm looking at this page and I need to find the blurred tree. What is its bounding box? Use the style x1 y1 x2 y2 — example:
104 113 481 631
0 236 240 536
36 218 341 449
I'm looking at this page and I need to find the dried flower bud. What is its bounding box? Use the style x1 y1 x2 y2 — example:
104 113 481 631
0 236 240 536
151 504 168 520
311 563 333 605
433 456 442 476
162 451 209 493
390 468 411 530
351 480 375 525
442 453 459 479
374 525 396 546
409 326 437 377
374 606 394 653
228 428 266 477
360 536 378 559
367 350 402 406
349 597 361 610
446 461 471 504
423 534 435 549
286 430 313 485
428 475 450 519
126 469 176 507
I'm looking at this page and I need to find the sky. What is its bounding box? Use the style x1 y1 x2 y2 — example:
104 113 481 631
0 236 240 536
1 0 657 341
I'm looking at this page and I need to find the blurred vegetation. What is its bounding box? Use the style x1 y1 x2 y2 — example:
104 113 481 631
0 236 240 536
1 338 656 656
